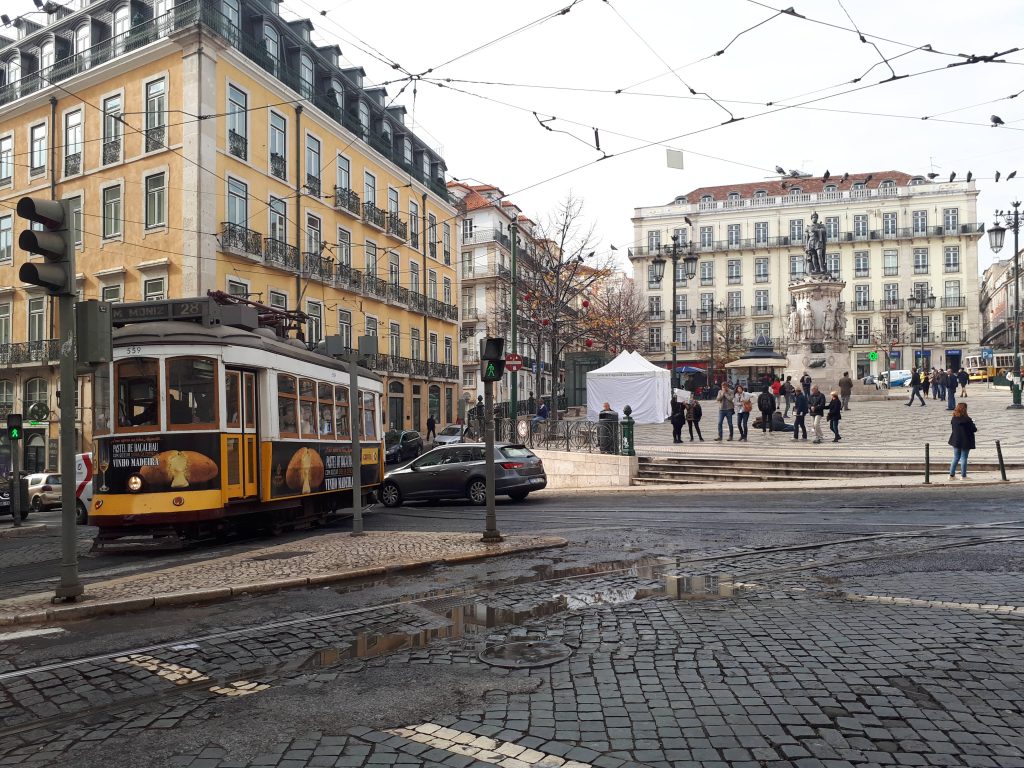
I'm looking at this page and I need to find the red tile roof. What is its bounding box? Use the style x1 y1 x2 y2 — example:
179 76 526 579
677 171 920 203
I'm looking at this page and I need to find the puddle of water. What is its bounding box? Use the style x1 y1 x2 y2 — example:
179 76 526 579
249 551 314 562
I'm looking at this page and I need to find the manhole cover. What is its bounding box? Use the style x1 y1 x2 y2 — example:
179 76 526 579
479 641 573 668
250 551 313 561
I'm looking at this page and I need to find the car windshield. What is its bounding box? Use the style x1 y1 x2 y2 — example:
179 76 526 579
384 431 401 447
439 426 461 436
500 446 535 459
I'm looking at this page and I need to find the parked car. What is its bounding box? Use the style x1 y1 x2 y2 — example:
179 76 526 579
378 443 546 507
25 473 61 512
0 478 20 521
384 430 424 464
432 425 465 446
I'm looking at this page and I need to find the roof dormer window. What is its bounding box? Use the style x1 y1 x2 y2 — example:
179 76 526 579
727 191 740 200
331 79 344 109
357 101 369 138
403 137 412 165
39 40 54 70
299 53 314 98
264 24 279 75
700 194 713 202
753 189 766 198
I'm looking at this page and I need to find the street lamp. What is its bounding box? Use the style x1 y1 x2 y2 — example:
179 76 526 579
907 291 936 371
987 201 1023 409
651 235 699 389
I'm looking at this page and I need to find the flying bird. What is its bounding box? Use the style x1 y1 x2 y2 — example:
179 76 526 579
609 244 618 251
1008 171 1018 180
780 181 789 189
992 115 1005 126
949 171 957 182
841 172 849 184
966 171 973 182
927 172 939 179
775 166 786 175
995 171 1001 183
822 170 831 182
684 216 693 227
864 174 873 184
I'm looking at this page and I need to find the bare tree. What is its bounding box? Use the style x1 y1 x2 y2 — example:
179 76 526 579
584 278 648 352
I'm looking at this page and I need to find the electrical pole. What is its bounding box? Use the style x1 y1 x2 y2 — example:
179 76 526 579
509 221 518 423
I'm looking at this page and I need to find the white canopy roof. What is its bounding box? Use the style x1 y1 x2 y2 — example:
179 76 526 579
586 351 671 423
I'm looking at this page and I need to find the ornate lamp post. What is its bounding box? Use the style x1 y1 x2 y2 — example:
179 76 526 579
907 291 936 370
651 235 699 389
987 202 1023 409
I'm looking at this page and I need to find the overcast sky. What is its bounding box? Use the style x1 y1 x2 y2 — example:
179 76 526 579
10 0 1024 276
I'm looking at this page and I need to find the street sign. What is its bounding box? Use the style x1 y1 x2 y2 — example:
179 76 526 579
868 351 878 361
982 347 993 361
505 353 523 372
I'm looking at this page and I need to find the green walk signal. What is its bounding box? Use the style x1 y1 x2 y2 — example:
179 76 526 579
479 336 507 382
7 413 23 441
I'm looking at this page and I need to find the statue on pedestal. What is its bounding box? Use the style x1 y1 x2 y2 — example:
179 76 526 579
804 212 828 276
799 301 814 341
834 303 846 339
822 300 836 341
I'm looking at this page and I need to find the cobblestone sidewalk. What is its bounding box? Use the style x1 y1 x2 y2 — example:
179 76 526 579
0 531 566 626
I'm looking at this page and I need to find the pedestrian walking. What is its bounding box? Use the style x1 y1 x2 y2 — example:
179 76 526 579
906 368 927 406
757 385 776 434
670 396 685 443
826 391 842 442
958 368 969 397
808 384 827 443
937 369 947 400
684 398 703 441
426 413 437 442
800 371 812 397
770 377 783 411
714 382 735 441
930 368 940 399
783 375 795 417
946 367 957 410
734 385 751 441
838 371 854 411
793 388 808 441
947 402 977 480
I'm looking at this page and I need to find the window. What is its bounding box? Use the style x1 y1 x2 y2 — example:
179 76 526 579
700 324 711 344
673 227 688 244
364 171 376 207
113 5 130 52
411 328 421 359
674 294 687 315
884 316 900 339
912 210 927 235
224 0 240 29
429 332 438 362
883 212 897 236
674 259 687 286
409 200 419 247
64 110 83 176
227 279 247 297
754 289 769 311
40 40 55 71
444 337 453 366
943 208 958 233
337 227 351 266
269 290 287 311
102 95 122 164
277 373 297 436
115 358 157 430
789 254 805 277
330 79 344 111
145 173 166 228
0 379 9 409
853 214 868 237
333 156 351 198
727 259 741 283
700 226 713 247
443 276 452 305
306 300 322 345
944 246 960 272
443 223 451 265
944 280 961 301
269 196 286 243
913 248 928 274
66 195 82 247
754 257 768 282
648 296 662 316
388 250 400 285
883 283 899 305
358 101 370 137
789 219 803 242
700 293 713 311
338 309 352 348
227 85 247 159
428 270 438 299
300 379 318 437
0 134 11 183
30 123 46 173
305 134 321 194
224 184 250 236
854 284 870 307
389 322 401 358
727 291 742 312
826 253 840 278
0 215 11 263
912 282 930 301
410 261 420 292
28 297 45 342
360 390 377 440
299 54 314 98
428 214 437 259
365 240 377 277
883 250 898 276
946 315 962 336
646 264 659 286
165 358 218 428
648 327 661 348
264 24 280 74
144 278 166 301
269 111 286 177
145 79 166 152
101 284 122 303
403 137 413 166
102 185 122 238
75 24 90 57
365 316 378 336
854 251 869 277
727 224 740 246
699 261 713 285
754 221 768 245
824 216 839 240
856 318 870 342
306 214 322 257
648 231 661 252
387 187 399 216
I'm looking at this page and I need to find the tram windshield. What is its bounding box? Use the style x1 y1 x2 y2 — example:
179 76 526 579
166 357 218 428
116 358 159 429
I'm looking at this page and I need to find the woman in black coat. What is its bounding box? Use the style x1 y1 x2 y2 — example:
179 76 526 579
756 385 776 434
826 391 842 442
670 397 685 443
948 402 977 479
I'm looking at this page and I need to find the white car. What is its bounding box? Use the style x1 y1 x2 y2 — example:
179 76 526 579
432 425 465 446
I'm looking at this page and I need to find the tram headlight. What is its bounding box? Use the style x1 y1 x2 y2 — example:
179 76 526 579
127 474 144 493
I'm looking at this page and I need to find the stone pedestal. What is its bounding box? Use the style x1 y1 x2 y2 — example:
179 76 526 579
784 278 849 393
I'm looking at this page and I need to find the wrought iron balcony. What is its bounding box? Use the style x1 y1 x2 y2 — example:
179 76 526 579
0 340 60 365
336 264 364 293
727 275 742 284
408 291 427 312
944 262 961 273
102 139 121 165
648 310 665 321
302 251 333 282
387 284 410 305
386 212 408 240
270 152 286 180
145 125 166 153
752 305 773 317
727 305 745 316
883 267 899 276
849 335 873 346
914 264 930 274
854 268 870 277
363 201 386 230
63 152 81 176
333 186 360 216
942 331 968 343
305 174 321 198
880 299 905 310
264 237 299 271
674 309 691 319
850 301 875 312
221 222 262 257
646 342 665 353
364 275 388 298
228 129 247 160
941 296 966 308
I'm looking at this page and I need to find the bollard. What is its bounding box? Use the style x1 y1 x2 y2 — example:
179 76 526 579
924 442 930 484
621 405 635 457
996 440 1008 481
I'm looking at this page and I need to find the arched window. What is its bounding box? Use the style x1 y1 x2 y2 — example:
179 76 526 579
727 191 740 200
39 40 54 70
700 194 713 202
357 101 369 137
789 186 801 195
0 380 13 408
824 184 837 192
75 25 90 57
331 78 344 109
910 176 925 186
403 137 412 165
852 182 865 190
753 189 767 198
382 121 392 145
6 57 20 93
24 377 47 410
880 179 895 188
422 152 430 179
264 24 279 74
113 6 130 53
223 0 240 29
299 53 314 98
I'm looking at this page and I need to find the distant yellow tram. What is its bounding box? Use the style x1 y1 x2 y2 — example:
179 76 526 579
89 298 383 546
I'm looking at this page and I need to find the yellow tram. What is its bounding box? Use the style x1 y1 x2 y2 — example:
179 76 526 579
89 298 384 546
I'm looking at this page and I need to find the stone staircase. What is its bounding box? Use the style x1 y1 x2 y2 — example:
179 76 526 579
635 454 1023 485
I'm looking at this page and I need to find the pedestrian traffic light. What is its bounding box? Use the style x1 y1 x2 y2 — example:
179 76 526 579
7 413 22 441
480 337 506 382
16 198 75 295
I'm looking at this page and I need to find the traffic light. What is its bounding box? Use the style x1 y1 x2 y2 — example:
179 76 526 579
480 337 506 382
17 198 75 295
7 413 23 441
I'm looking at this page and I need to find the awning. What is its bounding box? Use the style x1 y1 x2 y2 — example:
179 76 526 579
675 365 705 374
725 357 789 368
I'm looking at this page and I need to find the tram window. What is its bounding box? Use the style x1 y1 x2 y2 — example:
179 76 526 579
94 364 112 436
166 357 218 429
225 371 241 428
299 378 317 437
360 390 377 440
243 373 256 429
116 358 158 430
335 386 350 438
318 383 334 437
278 374 298 437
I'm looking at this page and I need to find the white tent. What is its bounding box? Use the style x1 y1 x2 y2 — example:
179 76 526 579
586 351 672 423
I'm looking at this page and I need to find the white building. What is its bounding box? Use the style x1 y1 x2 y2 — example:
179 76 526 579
630 171 982 378
979 256 1022 349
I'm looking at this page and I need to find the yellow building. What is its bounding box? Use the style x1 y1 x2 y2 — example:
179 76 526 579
0 0 459 470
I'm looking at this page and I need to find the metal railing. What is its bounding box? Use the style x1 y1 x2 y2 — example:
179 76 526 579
0 340 60 365
145 125 165 153
941 296 966 308
302 251 333 282
270 152 286 180
488 417 624 455
305 174 321 198
63 152 81 176
386 212 408 240
102 138 121 165
333 186 360 216
221 222 262 256
363 201 386 229
264 237 300 271
228 129 247 160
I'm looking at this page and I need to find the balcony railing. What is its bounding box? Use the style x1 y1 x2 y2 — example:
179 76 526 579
0 340 60 365
221 222 262 257
363 201 386 230
336 263 363 293
270 152 286 180
880 299 905 310
145 125 165 153
333 186 360 216
850 301 875 312
674 309 691 319
409 291 427 312
648 311 665 321
461 228 512 249
386 212 408 240
102 138 121 165
849 336 872 346
646 342 665 353
941 296 966 308
228 129 247 160
944 263 961 273
727 305 745 316
754 273 769 283
63 152 81 176
752 305 773 317
913 265 930 274
883 267 899 276
727 275 742 284
388 284 410 305
302 251 333 282
854 268 870 277
305 174 321 198
264 237 299 271
364 275 388 298
942 331 968 343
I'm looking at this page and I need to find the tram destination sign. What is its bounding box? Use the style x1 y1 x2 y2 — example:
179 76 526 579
112 298 257 329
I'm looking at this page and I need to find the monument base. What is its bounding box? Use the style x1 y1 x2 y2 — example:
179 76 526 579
784 278 850 394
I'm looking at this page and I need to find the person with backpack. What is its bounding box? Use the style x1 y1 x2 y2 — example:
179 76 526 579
734 385 751 442
684 397 703 441
826 390 843 442
800 371 812 397
782 375 795 417
947 402 977 479
714 382 735 441
793 387 808 441
958 368 969 397
808 384 827 443
757 385 776 434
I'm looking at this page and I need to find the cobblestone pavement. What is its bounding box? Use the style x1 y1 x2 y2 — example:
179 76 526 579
3 527 1024 768
0 532 566 624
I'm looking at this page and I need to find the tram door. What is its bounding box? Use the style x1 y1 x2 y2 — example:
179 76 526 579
223 369 259 501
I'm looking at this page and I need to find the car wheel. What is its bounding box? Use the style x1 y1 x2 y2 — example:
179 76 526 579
508 491 529 502
76 500 88 525
467 479 487 505
30 495 41 513
379 481 403 508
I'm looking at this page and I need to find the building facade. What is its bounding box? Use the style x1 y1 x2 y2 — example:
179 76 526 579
630 171 982 380
0 0 459 470
979 256 1022 349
